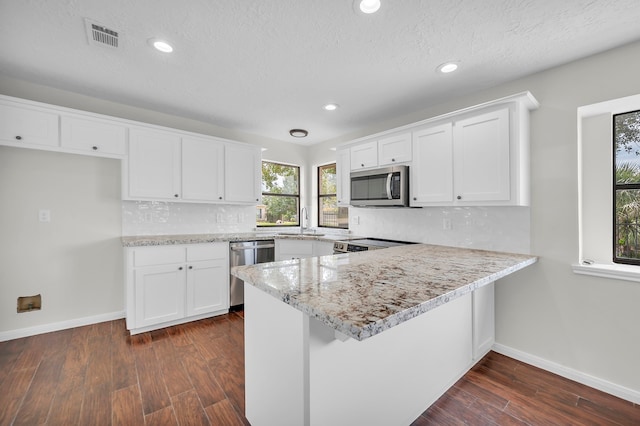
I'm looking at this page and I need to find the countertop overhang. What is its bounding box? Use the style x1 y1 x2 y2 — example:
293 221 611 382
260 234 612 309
232 244 537 341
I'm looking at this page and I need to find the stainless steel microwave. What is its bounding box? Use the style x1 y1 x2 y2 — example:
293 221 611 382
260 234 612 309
350 165 409 207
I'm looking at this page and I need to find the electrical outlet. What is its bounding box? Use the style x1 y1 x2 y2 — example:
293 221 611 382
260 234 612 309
443 218 452 230
38 209 51 223
351 215 360 225
216 213 223 223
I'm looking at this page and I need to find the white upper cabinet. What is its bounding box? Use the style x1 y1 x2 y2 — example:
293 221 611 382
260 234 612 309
336 148 351 207
124 128 260 204
350 132 412 170
453 108 510 203
181 136 224 202
350 140 378 170
378 132 412 166
411 123 454 205
411 106 527 206
0 102 59 147
61 115 127 157
127 127 182 200
224 143 261 204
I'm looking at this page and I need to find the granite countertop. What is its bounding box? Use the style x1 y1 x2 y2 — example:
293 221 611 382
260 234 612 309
121 232 359 247
231 244 537 341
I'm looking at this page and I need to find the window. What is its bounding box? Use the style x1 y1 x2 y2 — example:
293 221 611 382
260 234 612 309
318 163 348 228
258 161 300 227
613 109 640 264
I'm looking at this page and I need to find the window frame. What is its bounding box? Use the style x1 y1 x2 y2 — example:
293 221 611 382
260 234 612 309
317 162 348 229
612 108 640 265
258 161 300 228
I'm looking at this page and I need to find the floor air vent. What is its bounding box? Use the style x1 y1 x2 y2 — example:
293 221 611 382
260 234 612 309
85 18 119 48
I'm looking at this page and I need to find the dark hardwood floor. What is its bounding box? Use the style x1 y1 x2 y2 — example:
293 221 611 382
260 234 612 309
1 312 638 425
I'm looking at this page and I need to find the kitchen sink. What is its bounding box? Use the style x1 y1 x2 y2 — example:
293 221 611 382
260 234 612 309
277 232 325 237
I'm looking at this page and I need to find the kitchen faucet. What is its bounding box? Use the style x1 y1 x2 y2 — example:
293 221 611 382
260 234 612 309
300 207 308 234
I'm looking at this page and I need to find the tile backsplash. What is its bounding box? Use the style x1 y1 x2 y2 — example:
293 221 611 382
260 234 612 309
123 202 530 254
349 206 530 254
122 201 256 236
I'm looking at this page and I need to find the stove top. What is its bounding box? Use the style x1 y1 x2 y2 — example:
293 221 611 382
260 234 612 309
333 238 415 253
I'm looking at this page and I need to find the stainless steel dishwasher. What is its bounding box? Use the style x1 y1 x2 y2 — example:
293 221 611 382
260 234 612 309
229 240 275 309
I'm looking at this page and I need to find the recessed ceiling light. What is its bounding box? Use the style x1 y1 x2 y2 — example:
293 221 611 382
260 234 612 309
149 38 174 53
289 129 308 138
323 103 339 111
437 62 459 74
357 0 381 14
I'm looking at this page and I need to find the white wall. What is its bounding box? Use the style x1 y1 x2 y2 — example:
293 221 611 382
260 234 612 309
0 146 123 334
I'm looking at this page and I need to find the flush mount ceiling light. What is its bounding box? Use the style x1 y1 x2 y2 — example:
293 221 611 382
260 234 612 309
149 38 174 53
437 62 459 74
289 129 309 138
356 0 381 14
323 103 339 111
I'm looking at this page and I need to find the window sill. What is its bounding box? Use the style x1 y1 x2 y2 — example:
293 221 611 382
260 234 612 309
572 262 640 283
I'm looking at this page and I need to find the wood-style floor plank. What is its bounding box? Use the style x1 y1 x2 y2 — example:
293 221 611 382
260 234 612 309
1 313 639 425
171 389 210 426
111 385 144 426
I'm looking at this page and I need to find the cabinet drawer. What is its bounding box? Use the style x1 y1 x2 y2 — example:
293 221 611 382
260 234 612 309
187 243 228 261
133 246 186 266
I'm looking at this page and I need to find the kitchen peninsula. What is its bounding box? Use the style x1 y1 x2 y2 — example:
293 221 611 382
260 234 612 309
232 244 537 426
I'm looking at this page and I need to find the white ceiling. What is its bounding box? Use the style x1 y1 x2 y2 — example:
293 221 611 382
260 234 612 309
1 0 639 145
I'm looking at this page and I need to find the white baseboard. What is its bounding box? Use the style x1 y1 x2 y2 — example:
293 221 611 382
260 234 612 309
492 343 640 404
0 311 126 342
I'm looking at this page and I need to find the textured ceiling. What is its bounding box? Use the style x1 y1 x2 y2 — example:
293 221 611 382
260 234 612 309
1 0 639 144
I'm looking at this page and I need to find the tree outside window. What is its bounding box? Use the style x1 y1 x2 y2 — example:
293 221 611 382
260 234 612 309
258 161 300 227
318 163 348 229
613 109 640 264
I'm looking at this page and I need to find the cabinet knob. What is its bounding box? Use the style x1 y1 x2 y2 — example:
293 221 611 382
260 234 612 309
219 196 222 200
391 158 396 162
15 135 22 140
457 195 462 200
174 194 179 198
188 266 193 269
256 198 259 202
413 197 417 201
178 266 183 270
92 146 98 151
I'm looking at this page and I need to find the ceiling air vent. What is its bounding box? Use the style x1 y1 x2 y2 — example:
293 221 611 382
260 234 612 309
84 18 119 48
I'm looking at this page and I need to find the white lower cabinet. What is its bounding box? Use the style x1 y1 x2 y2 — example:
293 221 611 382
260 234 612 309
275 239 335 261
125 243 229 334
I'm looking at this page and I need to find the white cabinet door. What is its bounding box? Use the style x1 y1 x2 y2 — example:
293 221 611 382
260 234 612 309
127 128 181 200
182 137 224 202
275 239 314 261
186 258 228 316
472 282 495 360
225 143 261 204
134 264 186 328
313 241 334 256
0 103 59 147
61 116 126 156
410 123 454 205
336 148 351 207
350 140 378 170
453 108 510 203
378 132 412 166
